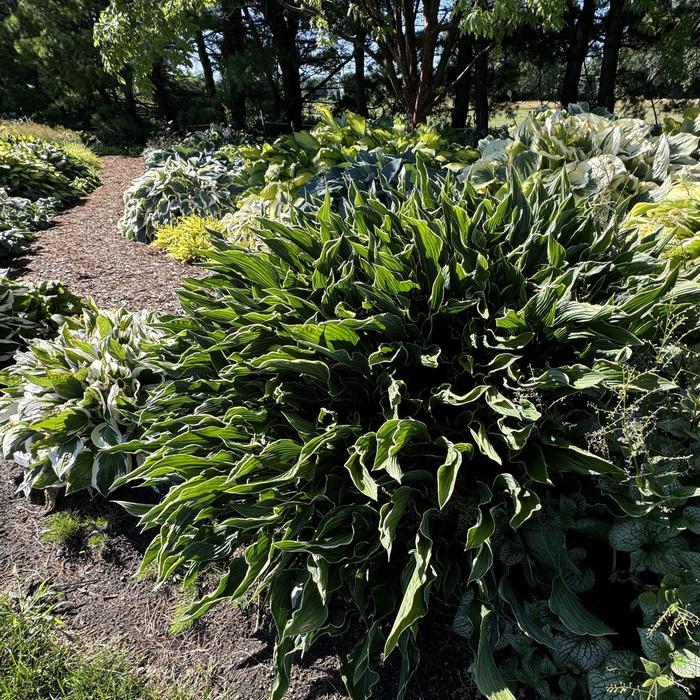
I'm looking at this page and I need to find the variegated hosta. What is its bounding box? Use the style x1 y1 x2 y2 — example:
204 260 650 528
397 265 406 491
467 105 700 200
0 274 82 368
0 305 164 496
119 172 700 699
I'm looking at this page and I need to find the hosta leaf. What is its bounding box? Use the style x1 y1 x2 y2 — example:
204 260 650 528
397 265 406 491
383 511 436 658
473 608 517 700
549 577 615 637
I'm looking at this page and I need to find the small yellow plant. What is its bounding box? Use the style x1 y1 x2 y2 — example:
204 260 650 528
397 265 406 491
152 216 228 262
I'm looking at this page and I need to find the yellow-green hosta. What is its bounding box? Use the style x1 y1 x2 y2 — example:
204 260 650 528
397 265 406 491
152 215 228 262
624 181 700 261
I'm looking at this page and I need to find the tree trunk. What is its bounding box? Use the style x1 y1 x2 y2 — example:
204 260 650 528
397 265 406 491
220 1 247 129
120 67 139 122
560 0 595 108
150 61 177 122
263 0 302 130
598 0 626 113
474 43 489 133
451 34 473 129
194 29 217 101
353 27 368 116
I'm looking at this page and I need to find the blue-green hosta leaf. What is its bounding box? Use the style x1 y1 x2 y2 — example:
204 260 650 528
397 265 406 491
549 577 615 637
552 632 612 671
671 649 700 679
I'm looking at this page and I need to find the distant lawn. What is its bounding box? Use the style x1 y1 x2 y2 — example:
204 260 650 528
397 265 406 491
488 98 697 129
0 584 191 700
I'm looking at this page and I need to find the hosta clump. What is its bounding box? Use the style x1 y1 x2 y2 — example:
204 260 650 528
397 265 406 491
0 135 100 203
119 171 700 699
623 181 700 261
468 104 700 200
0 306 164 496
0 275 82 367
119 153 243 243
0 190 56 259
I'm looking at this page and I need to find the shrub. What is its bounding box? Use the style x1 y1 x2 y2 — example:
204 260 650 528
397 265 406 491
117 172 700 698
118 153 243 243
152 215 228 262
0 274 82 368
0 305 164 496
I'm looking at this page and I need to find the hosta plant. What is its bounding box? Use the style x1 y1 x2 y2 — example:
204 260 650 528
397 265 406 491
112 171 700 699
152 215 229 262
623 180 700 261
0 305 164 496
0 275 82 368
467 105 700 201
0 134 99 203
118 152 243 242
0 190 56 259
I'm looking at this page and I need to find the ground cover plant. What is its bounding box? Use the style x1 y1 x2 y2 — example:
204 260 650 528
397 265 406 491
118 110 479 247
4 108 700 699
467 105 700 201
100 169 700 699
0 122 101 259
0 134 100 204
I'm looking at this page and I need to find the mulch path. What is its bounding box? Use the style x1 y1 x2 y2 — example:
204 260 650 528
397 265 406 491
8 156 204 314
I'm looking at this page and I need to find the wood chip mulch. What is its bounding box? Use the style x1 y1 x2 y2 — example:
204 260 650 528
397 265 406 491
9 155 205 314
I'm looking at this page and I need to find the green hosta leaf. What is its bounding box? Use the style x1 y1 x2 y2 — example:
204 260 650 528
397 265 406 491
473 608 517 700
436 439 470 509
47 370 83 399
383 511 436 658
549 577 615 636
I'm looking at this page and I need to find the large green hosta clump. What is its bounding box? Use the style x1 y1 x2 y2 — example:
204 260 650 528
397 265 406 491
120 171 700 699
